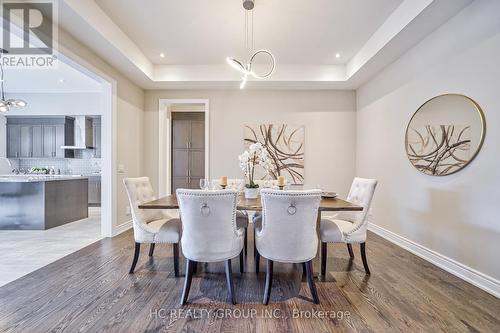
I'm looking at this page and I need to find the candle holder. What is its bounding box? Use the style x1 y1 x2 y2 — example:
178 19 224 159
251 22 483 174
278 185 285 190
221 184 227 189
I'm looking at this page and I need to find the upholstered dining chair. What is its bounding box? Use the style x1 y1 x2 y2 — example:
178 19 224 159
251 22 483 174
320 177 377 276
251 179 281 257
255 189 322 304
176 189 244 305
123 177 181 276
212 178 249 255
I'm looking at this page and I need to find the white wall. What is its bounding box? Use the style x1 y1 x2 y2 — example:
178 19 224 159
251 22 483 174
144 90 357 197
3 93 103 116
356 0 500 285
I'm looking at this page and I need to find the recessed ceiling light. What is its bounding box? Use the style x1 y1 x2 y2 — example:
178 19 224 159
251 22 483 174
59 79 65 83
159 53 165 58
335 53 341 59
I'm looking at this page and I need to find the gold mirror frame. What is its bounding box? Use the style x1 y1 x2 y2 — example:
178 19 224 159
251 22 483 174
405 93 486 176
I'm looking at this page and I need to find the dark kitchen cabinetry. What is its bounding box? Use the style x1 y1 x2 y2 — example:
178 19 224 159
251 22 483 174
6 117 74 159
7 125 21 158
88 176 101 207
92 119 101 158
42 124 67 158
8 124 43 158
171 112 205 193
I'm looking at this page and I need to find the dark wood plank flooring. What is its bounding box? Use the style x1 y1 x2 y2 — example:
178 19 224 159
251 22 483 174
0 227 499 333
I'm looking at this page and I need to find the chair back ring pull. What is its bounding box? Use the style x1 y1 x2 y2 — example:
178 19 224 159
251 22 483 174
287 203 297 215
200 203 211 216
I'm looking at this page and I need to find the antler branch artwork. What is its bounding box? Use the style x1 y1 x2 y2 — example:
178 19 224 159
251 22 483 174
244 124 305 184
406 124 471 176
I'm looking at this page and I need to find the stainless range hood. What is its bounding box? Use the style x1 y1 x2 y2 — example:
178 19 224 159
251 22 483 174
61 116 94 150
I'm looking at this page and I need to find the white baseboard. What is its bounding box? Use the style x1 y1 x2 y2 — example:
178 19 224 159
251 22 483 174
368 222 500 299
113 220 132 237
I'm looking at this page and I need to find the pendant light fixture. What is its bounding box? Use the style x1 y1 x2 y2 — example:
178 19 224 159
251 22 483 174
0 49 28 113
226 0 275 89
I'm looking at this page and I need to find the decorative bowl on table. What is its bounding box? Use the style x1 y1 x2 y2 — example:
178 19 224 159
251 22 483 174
321 192 338 199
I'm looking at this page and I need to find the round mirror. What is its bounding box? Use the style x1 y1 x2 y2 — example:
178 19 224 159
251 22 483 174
405 94 485 176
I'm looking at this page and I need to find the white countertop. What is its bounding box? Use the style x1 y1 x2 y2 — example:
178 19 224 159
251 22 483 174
0 175 89 183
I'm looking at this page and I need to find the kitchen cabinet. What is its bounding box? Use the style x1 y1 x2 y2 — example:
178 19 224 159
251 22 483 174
92 121 101 158
88 177 101 207
42 125 56 158
21 125 43 158
20 125 32 157
55 124 66 158
7 124 43 158
6 117 74 159
171 113 205 193
0 177 88 230
7 125 21 158
42 124 67 158
32 125 43 157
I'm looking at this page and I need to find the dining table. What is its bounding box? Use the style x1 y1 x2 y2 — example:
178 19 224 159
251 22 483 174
139 193 363 277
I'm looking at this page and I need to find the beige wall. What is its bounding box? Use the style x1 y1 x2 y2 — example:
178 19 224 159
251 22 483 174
58 28 145 226
144 90 357 197
115 92 144 225
356 0 500 280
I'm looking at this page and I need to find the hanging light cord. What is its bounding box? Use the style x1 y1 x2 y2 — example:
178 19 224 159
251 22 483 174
244 9 255 54
251 9 254 52
226 1 275 88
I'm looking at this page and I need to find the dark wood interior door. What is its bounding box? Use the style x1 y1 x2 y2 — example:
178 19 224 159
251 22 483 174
171 112 205 193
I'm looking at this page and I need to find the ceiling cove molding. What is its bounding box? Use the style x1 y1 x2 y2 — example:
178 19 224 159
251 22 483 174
62 0 154 79
57 0 471 89
153 64 346 82
346 0 434 78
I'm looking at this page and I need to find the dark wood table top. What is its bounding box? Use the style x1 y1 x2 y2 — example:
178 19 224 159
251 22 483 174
139 194 363 212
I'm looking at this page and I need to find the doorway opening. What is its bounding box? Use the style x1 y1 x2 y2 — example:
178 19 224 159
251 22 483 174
0 54 115 286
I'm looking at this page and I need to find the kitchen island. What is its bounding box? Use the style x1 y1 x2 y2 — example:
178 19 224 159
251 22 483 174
0 175 88 230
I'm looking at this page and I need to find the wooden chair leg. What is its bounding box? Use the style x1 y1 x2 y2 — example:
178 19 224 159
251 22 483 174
225 259 236 305
302 262 306 277
173 243 179 277
305 260 320 304
129 242 140 274
321 242 327 277
239 250 244 274
148 244 155 257
360 242 371 275
255 250 260 274
244 228 248 256
193 261 198 274
180 259 194 305
347 244 354 258
263 259 273 305
253 228 257 258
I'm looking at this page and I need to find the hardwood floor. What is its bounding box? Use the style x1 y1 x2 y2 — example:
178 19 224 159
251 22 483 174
0 226 499 333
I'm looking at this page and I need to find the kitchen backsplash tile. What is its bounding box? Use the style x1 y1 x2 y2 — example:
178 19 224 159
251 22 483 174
8 159 19 169
14 155 101 175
